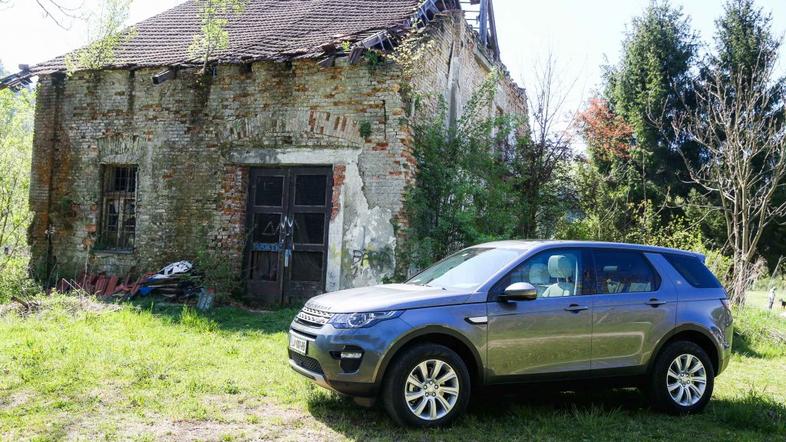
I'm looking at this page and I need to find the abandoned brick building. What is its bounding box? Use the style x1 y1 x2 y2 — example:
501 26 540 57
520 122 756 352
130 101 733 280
1 0 526 305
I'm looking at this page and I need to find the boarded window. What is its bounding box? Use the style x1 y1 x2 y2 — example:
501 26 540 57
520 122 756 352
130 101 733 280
98 165 137 251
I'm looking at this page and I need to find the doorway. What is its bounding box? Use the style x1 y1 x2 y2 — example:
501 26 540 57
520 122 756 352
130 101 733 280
245 167 333 305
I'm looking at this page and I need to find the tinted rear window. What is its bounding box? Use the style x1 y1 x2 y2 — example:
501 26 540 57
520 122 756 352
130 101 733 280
593 250 660 294
663 254 721 288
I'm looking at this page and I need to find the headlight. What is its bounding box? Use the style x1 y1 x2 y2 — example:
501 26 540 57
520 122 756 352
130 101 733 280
329 311 401 329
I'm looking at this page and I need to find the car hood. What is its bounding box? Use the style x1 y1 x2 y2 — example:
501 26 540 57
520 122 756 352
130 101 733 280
304 284 473 313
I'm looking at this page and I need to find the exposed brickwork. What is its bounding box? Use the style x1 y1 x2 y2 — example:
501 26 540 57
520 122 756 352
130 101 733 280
331 164 347 221
28 13 527 301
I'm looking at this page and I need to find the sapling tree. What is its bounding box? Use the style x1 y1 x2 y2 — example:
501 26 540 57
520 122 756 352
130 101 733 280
64 0 135 74
188 0 246 73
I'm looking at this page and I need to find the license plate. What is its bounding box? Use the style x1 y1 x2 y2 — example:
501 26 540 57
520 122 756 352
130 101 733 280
289 334 308 355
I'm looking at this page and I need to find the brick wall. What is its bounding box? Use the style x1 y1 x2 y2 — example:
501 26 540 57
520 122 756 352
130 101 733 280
28 13 527 302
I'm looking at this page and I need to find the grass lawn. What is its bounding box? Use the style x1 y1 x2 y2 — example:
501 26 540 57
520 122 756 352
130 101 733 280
747 289 786 311
0 296 784 441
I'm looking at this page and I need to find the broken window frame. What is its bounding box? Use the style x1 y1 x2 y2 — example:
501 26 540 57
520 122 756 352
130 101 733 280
97 165 138 252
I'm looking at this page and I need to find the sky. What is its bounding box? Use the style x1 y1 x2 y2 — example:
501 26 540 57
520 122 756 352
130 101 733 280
1 0 785 115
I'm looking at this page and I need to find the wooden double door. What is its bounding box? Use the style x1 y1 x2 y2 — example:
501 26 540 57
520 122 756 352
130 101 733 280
245 167 333 305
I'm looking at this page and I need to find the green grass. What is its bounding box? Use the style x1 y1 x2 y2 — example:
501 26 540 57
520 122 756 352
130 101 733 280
0 296 784 441
747 289 786 311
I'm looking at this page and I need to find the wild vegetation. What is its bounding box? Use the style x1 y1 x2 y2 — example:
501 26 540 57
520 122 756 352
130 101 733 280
63 0 135 74
0 64 35 303
188 0 247 73
398 0 786 307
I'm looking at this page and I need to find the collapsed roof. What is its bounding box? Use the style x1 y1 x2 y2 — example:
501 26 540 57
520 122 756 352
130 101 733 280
1 0 503 90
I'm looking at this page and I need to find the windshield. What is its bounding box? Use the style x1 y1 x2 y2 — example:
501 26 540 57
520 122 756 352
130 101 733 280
407 248 525 291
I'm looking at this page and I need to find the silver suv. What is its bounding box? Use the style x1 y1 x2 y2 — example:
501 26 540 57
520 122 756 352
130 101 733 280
288 241 733 427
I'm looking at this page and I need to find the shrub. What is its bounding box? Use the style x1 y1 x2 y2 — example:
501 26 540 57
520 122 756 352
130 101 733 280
0 257 40 303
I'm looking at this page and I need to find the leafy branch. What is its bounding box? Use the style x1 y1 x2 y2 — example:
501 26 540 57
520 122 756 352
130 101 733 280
188 0 247 73
64 0 135 74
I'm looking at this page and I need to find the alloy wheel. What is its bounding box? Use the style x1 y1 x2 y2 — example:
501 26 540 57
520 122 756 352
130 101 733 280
666 353 707 407
404 359 460 421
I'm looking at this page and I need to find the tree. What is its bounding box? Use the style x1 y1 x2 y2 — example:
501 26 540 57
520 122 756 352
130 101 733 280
675 60 786 306
513 52 577 238
713 0 781 84
188 0 246 73
604 1 700 212
64 0 135 74
0 77 34 273
711 0 786 268
579 98 634 162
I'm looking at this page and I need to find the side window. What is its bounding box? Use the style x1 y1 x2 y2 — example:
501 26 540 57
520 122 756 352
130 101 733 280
663 253 721 288
98 165 138 251
593 249 660 294
493 249 591 298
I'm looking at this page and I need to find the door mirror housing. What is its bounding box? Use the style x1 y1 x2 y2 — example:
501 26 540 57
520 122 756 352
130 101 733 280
500 282 538 302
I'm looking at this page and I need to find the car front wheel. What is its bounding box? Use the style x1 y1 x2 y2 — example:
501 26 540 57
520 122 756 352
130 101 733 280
382 343 471 427
649 340 715 414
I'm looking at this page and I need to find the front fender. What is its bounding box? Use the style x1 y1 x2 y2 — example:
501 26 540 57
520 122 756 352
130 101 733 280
372 303 487 385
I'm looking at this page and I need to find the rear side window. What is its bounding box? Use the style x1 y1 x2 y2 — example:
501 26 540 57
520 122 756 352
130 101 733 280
592 250 660 294
663 253 721 288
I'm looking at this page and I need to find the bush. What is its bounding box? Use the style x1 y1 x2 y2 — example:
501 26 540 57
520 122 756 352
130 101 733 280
0 256 40 303
398 71 522 274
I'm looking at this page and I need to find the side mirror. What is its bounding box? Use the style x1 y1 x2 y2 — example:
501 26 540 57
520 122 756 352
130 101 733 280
499 282 538 302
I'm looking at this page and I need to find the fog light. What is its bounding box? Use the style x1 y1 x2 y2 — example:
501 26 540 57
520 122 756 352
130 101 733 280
341 351 363 359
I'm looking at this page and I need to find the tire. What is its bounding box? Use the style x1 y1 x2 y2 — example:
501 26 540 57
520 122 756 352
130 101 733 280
648 340 715 415
382 343 471 428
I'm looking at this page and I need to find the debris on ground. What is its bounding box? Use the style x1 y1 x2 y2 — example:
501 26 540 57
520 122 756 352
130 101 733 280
54 261 201 303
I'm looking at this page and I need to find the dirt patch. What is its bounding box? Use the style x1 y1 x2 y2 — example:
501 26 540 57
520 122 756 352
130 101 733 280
63 395 346 442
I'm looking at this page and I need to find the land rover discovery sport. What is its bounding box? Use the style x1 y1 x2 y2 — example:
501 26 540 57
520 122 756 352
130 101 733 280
288 241 733 427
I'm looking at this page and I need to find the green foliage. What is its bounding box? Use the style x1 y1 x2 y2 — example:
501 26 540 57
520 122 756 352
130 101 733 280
363 49 383 66
572 0 786 298
358 120 372 138
190 238 242 302
555 171 732 283
64 0 136 74
589 1 700 228
188 0 247 72
398 71 521 272
340 40 351 53
733 307 786 358
0 82 34 277
0 257 40 303
713 0 781 82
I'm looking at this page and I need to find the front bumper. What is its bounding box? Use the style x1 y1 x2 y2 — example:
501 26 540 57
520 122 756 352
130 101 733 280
287 317 406 397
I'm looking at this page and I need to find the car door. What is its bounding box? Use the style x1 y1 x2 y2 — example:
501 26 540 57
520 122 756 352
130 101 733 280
486 248 594 380
589 249 677 371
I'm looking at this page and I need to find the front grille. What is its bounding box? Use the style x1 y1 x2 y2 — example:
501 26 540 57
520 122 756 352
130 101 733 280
295 306 333 328
289 350 324 374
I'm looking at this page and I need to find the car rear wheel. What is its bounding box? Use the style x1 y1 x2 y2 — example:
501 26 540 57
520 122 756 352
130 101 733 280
382 343 471 427
648 340 714 414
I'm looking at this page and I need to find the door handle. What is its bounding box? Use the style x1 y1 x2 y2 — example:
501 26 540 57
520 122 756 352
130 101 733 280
564 304 589 313
646 298 667 307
